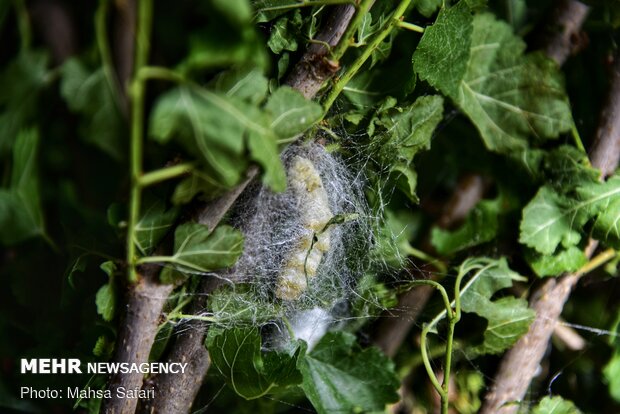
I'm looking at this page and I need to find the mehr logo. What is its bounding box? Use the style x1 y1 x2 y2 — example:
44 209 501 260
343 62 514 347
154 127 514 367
21 359 82 374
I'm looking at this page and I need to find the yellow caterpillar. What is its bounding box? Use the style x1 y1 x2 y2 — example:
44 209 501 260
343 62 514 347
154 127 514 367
276 156 333 300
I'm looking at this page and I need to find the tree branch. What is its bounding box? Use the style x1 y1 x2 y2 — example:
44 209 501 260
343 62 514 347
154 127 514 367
137 277 224 414
535 0 590 66
481 37 620 414
589 52 620 176
284 4 356 98
101 260 174 414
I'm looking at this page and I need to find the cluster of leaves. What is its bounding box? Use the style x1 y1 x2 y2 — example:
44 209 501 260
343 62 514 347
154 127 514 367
1 0 620 413
207 327 399 414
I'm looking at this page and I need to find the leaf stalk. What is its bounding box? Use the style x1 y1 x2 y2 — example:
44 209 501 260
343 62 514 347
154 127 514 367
138 163 194 187
397 20 425 33
138 66 186 84
576 247 617 276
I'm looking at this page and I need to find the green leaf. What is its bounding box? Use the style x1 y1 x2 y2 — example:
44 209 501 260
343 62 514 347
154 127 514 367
150 85 286 192
267 11 301 54
66 254 89 289
390 165 419 203
60 58 125 160
159 267 188 284
543 146 600 191
0 51 49 155
150 86 247 187
209 66 269 105
374 209 422 268
0 129 45 245
521 175 620 255
413 2 473 97
414 10 572 153
414 0 443 17
298 331 399 414
171 170 229 205
605 349 620 390
377 95 444 161
525 246 587 278
532 396 582 414
458 258 535 356
431 197 500 255
93 336 114 358
133 200 179 255
264 86 323 139
355 2 397 67
459 15 572 152
342 79 381 112
372 95 444 201
213 0 252 24
519 186 585 255
604 312 620 401
178 0 267 72
95 261 117 321
604 351 620 402
356 12 377 46
253 0 305 22
591 197 620 249
170 223 244 274
95 283 115 322
343 58 416 108
206 326 303 399
576 175 620 249
100 260 117 277
247 130 286 192
208 284 281 325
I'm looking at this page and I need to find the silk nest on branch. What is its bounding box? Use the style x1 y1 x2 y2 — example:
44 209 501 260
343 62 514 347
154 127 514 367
205 142 377 349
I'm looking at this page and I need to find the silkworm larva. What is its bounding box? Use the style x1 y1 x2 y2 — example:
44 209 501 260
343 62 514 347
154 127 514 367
276 155 333 301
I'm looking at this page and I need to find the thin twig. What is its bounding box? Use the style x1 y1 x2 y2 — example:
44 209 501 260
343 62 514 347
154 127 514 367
481 46 620 414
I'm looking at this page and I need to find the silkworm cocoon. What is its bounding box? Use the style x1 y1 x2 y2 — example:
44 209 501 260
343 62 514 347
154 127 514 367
276 156 333 300
227 142 371 350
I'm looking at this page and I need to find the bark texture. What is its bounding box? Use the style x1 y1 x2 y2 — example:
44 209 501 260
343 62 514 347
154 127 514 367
540 0 590 65
101 264 174 414
284 4 356 98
